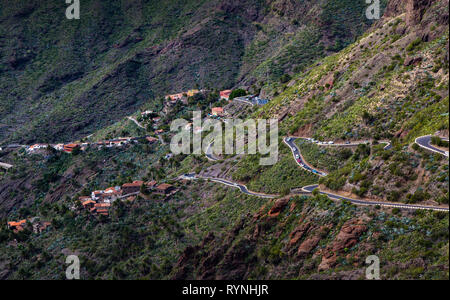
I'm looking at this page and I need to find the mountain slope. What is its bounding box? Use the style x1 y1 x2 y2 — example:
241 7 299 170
257 0 449 205
0 0 379 145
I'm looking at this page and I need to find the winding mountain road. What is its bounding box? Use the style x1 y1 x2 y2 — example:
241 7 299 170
190 134 448 211
284 137 328 177
196 175 277 198
415 135 449 157
205 141 219 161
284 136 449 212
301 184 449 212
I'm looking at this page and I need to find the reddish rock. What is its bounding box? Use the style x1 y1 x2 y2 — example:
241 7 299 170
332 219 368 253
267 198 289 218
318 250 337 271
317 219 367 271
298 236 321 257
288 223 311 247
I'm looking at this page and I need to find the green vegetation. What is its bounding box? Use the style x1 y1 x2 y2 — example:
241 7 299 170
295 140 354 172
233 148 318 195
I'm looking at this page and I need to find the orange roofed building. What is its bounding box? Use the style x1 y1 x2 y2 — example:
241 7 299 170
220 90 232 100
64 143 80 153
166 93 184 102
155 183 175 195
212 107 224 116
7 220 27 232
81 199 96 210
91 203 111 216
122 181 144 195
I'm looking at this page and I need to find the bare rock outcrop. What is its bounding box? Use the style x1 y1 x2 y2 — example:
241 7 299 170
298 236 321 257
267 198 290 218
318 219 368 271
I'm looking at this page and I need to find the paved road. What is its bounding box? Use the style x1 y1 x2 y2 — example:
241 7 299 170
233 97 255 106
415 135 449 157
284 137 328 176
196 175 277 198
285 136 449 212
127 116 145 129
205 142 219 161
302 185 449 212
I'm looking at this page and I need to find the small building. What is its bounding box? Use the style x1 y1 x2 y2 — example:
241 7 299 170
79 196 92 206
91 203 111 216
146 180 157 190
220 90 232 101
82 199 96 210
187 89 200 97
33 221 51 234
7 220 27 232
155 183 175 195
64 143 80 153
103 186 121 202
91 190 104 201
27 144 48 153
166 93 184 102
212 107 224 117
53 144 64 151
122 181 143 195
155 129 164 135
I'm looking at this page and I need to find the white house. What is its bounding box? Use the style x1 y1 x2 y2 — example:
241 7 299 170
27 144 48 153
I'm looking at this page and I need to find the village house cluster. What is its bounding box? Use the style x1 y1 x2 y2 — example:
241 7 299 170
163 89 202 113
7 218 51 234
26 137 158 155
79 180 176 217
163 89 234 115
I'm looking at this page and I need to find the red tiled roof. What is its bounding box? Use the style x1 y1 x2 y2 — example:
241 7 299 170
104 187 120 194
82 200 96 206
146 180 157 187
122 181 144 188
220 90 232 97
65 143 79 148
8 219 27 227
156 183 173 191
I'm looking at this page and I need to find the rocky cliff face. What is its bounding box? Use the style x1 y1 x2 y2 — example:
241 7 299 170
170 195 449 280
384 0 445 26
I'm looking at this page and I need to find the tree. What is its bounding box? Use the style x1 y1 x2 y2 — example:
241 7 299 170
71 145 82 155
229 89 247 100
